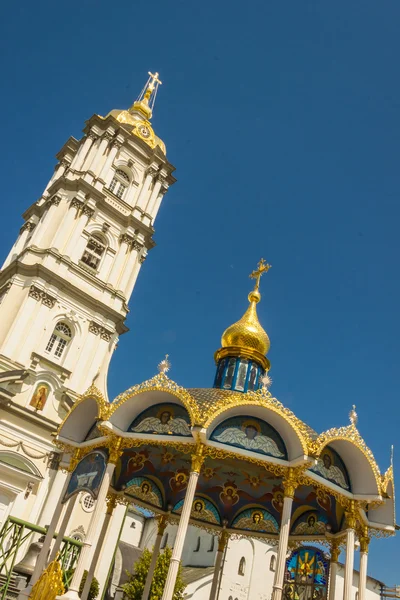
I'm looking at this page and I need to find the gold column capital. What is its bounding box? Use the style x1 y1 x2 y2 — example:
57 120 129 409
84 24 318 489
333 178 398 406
359 527 370 554
108 436 124 464
330 540 340 563
283 468 299 499
106 493 118 515
157 514 168 536
191 443 205 474
345 500 358 530
218 529 230 552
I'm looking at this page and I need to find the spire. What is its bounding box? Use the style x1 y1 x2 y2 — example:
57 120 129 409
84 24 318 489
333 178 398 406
130 71 162 120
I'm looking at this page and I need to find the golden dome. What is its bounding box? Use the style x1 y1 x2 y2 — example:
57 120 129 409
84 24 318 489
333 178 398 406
215 260 272 371
221 290 270 355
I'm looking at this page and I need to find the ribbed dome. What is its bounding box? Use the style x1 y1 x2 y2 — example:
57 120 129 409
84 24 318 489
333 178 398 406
221 290 270 356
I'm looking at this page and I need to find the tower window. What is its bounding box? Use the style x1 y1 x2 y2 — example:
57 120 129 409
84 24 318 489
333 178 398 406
109 169 129 199
45 322 72 359
208 536 215 552
238 557 246 576
81 234 106 271
270 555 276 571
194 536 201 552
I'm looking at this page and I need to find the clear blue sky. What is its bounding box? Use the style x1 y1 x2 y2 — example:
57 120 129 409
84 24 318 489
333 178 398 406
1 0 399 583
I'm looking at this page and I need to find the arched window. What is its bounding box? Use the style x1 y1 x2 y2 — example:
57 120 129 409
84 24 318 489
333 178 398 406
45 322 71 359
194 536 201 552
238 557 246 576
270 555 276 571
62 532 84 571
109 169 130 199
208 536 215 552
81 234 106 271
355 594 359 600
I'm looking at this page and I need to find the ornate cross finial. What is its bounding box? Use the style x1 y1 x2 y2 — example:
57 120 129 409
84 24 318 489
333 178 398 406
349 404 358 426
261 373 272 390
250 259 271 291
158 354 171 374
148 71 162 90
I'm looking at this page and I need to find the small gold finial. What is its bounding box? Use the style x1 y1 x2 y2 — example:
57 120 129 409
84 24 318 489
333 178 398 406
148 71 162 91
158 354 171 374
349 404 358 426
131 71 162 119
250 259 271 292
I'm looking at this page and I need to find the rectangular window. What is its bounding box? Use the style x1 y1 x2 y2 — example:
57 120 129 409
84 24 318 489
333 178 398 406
46 334 57 353
54 338 67 358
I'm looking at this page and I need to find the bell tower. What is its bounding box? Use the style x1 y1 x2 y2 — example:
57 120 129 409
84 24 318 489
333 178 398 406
0 72 176 427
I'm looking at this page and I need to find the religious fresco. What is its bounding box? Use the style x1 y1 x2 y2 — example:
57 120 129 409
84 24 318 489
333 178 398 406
283 547 329 600
125 476 163 508
210 416 287 459
231 508 279 533
214 357 262 392
128 403 191 436
292 511 328 535
112 445 345 535
173 497 221 525
310 446 351 491
64 450 107 502
29 383 50 411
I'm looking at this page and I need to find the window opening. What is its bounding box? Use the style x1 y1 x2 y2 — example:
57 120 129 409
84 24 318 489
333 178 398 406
109 169 129 199
81 234 106 271
45 322 71 359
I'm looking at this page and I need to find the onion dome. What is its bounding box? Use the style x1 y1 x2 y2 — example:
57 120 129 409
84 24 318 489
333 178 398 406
214 260 271 393
106 71 166 155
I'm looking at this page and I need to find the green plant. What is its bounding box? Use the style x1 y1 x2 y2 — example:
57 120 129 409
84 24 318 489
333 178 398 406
122 546 185 600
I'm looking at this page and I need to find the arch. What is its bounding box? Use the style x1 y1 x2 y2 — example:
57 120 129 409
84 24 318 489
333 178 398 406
231 506 279 534
311 426 381 495
0 451 42 477
310 445 351 491
368 479 395 528
290 509 328 536
284 547 329 593
205 401 308 461
238 556 246 576
80 233 108 271
109 382 200 430
113 160 138 183
269 554 276 571
86 223 117 252
210 415 287 460
57 386 107 443
172 495 221 525
124 476 164 509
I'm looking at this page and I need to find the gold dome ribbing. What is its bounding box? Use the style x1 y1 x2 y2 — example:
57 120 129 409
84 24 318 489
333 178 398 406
221 289 270 356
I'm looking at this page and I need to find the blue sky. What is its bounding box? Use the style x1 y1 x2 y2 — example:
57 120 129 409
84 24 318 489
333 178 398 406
1 0 399 582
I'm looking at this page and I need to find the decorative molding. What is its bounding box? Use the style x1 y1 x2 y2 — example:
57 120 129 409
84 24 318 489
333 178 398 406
146 166 158 177
88 321 113 342
104 131 114 141
88 131 98 141
139 251 147 264
120 233 134 246
48 195 62 207
60 159 70 169
82 206 95 218
132 240 142 252
71 198 84 211
20 221 36 233
29 285 56 309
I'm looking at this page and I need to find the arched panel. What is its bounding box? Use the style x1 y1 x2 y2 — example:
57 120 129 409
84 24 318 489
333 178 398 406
58 396 101 442
284 547 329 598
291 510 328 536
125 476 163 509
210 415 287 460
0 451 42 477
173 496 221 525
129 402 191 437
231 507 279 534
310 445 351 491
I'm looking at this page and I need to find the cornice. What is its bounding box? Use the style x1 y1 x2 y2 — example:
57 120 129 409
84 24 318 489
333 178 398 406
0 258 129 335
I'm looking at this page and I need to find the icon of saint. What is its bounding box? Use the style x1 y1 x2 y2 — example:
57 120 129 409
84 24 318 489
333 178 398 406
214 419 285 457
30 384 49 411
130 406 191 436
313 451 349 489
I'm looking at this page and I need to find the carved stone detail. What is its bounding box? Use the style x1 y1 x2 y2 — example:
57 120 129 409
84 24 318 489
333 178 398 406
132 240 143 252
29 285 56 308
71 198 84 211
104 131 114 141
89 321 113 342
48 195 62 207
82 206 95 218
88 131 98 141
120 233 134 246
20 221 35 233
60 159 70 169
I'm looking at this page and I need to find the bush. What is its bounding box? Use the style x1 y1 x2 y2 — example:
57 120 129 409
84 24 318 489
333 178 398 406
123 546 185 600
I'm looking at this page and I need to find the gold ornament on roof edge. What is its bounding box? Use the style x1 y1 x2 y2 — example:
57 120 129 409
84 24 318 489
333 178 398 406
220 259 271 357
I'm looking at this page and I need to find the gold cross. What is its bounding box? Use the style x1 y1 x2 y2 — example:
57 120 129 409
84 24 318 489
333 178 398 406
250 258 271 291
148 71 162 90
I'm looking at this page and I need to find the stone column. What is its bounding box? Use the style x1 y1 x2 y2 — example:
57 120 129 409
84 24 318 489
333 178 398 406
271 470 298 600
38 458 67 527
358 531 369 600
141 515 168 600
70 133 97 171
209 530 229 600
343 505 357 600
125 250 147 299
98 141 121 183
18 451 81 599
328 540 340 600
119 240 142 294
57 442 122 600
80 495 118 600
47 495 78 564
44 159 70 195
144 177 163 215
161 446 205 600
150 184 168 224
135 167 157 211
3 221 35 267
29 195 62 247
52 198 83 252
107 234 132 288
88 134 111 175
64 204 94 259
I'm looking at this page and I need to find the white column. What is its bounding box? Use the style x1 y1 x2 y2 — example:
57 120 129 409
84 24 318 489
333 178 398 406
358 534 369 600
71 133 96 171
343 521 356 600
209 531 229 600
150 186 168 224
272 472 297 600
144 178 163 215
125 250 146 299
18 460 75 599
141 515 168 600
82 137 100 171
52 199 82 252
2 222 35 268
119 241 141 293
81 496 117 600
64 205 94 259
29 196 62 247
47 495 78 564
44 160 70 195
107 234 132 288
161 448 204 600
328 541 339 600
87 135 110 175
98 141 120 182
135 168 157 211
38 462 67 527
58 451 120 600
